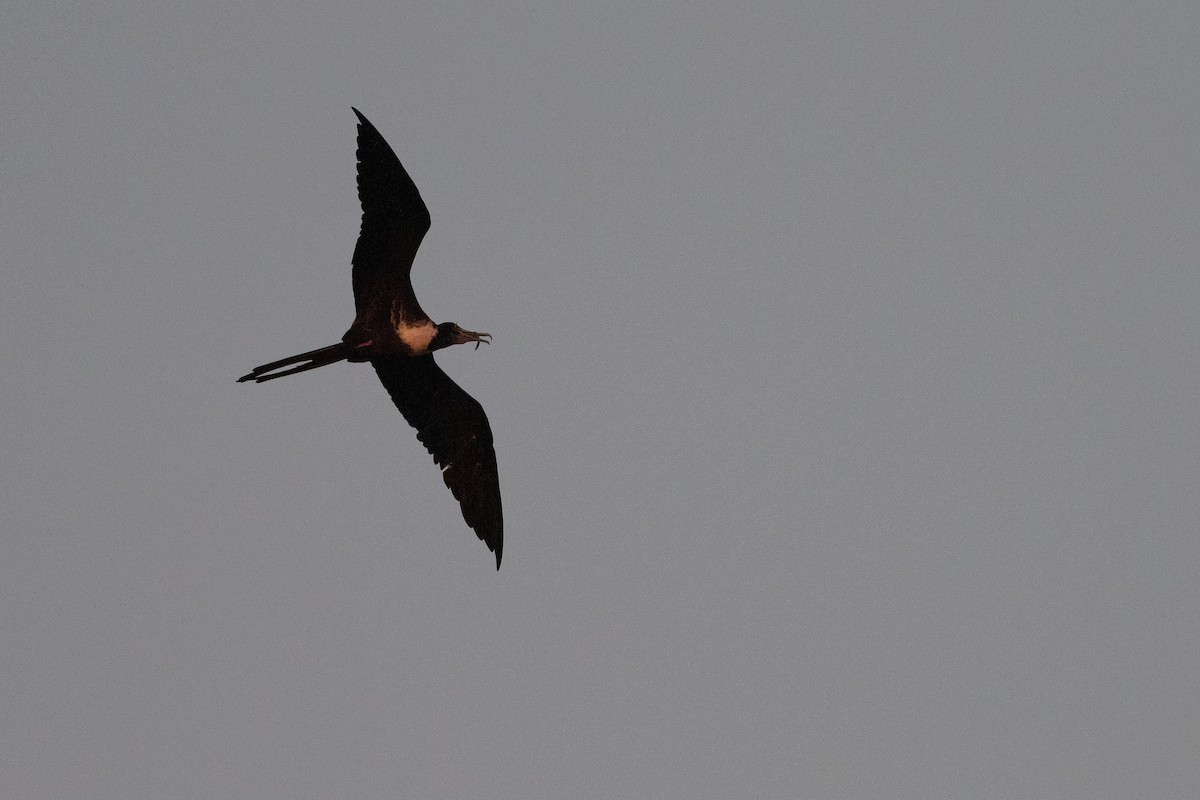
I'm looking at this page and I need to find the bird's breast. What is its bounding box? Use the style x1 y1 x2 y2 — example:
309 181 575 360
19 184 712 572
396 321 438 355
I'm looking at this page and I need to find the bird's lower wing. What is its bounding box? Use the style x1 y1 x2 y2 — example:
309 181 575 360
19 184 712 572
371 354 503 567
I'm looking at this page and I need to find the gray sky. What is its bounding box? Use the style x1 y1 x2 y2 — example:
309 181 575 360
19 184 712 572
3 2 1198 797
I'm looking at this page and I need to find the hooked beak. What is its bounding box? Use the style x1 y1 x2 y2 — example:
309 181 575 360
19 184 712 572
454 328 492 350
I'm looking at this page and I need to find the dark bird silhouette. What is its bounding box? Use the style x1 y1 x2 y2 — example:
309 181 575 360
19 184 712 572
238 108 503 569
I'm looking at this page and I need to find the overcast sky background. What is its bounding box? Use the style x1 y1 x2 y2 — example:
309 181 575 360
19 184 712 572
3 2 1198 798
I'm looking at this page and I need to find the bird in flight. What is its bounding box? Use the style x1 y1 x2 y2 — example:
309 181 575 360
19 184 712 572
238 108 503 569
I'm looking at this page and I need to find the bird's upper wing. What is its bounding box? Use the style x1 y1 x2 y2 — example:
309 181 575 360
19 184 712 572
350 108 432 317
372 353 503 568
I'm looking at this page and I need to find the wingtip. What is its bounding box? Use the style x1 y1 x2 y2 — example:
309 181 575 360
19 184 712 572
495 545 503 570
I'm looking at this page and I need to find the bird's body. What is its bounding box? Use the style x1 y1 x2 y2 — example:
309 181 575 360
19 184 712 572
238 108 503 568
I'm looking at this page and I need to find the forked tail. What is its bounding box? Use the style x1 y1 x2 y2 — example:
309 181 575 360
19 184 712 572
237 342 354 383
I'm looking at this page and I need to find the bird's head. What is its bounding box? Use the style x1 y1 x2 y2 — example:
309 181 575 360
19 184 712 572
433 322 492 351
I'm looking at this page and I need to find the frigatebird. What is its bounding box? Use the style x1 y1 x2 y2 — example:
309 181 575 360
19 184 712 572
238 108 503 569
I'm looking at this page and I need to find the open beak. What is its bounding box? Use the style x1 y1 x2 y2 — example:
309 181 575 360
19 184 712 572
454 328 492 350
